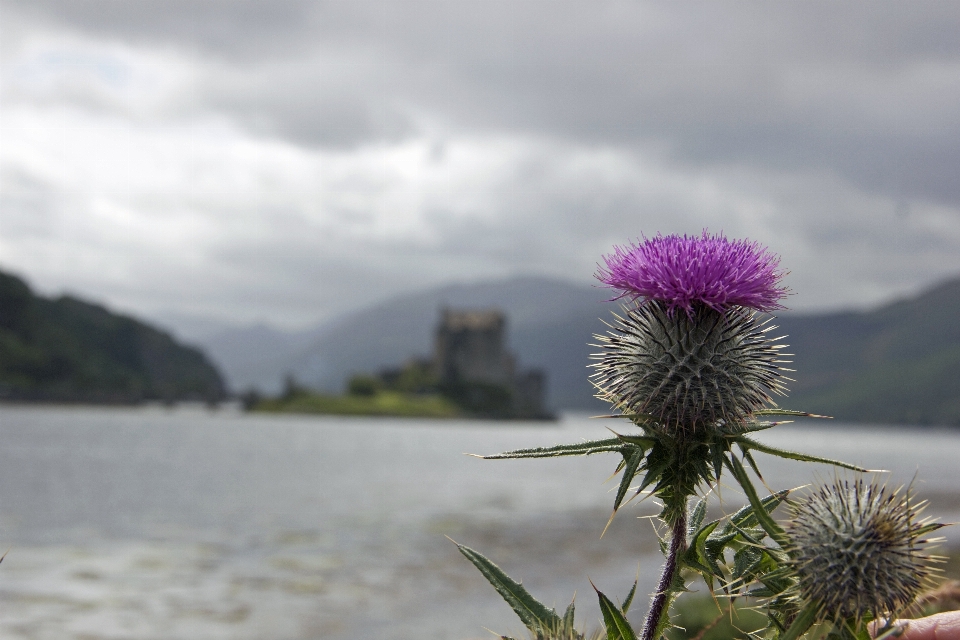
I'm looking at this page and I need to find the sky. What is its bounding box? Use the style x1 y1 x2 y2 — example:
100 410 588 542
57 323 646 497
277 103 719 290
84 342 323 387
3 0 960 333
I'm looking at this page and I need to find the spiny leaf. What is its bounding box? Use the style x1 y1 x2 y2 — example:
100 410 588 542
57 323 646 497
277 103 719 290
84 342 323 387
752 409 831 418
710 441 726 481
622 579 638 613
740 420 787 433
691 519 722 576
709 489 790 540
687 495 709 543
732 545 764 581
593 583 637 640
635 445 672 497
455 542 562 631
478 438 624 460
562 600 576 628
743 449 763 481
613 433 657 449
724 454 788 547
612 446 645 513
734 436 872 472
915 522 946 537
780 601 820 640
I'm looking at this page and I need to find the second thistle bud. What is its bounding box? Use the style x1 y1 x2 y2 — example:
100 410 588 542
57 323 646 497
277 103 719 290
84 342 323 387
785 479 942 624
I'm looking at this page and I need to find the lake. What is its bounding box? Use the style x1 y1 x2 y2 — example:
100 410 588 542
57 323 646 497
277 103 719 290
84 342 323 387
0 405 957 639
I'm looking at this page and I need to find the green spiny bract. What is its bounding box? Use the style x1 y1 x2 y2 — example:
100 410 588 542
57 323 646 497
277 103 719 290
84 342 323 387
785 479 942 625
591 302 790 437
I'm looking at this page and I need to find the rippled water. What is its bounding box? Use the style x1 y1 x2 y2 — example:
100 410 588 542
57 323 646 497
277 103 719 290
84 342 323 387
0 406 957 639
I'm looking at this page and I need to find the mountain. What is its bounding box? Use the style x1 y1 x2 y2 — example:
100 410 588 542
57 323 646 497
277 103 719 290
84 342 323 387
198 274 960 425
0 269 225 403
198 323 325 395
777 278 960 426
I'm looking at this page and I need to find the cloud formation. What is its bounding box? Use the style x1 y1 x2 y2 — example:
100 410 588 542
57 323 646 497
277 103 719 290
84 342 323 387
2 0 960 331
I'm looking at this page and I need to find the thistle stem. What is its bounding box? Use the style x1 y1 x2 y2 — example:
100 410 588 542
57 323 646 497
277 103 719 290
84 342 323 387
641 511 687 640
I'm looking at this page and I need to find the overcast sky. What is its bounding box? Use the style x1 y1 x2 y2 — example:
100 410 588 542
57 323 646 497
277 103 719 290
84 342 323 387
3 1 960 332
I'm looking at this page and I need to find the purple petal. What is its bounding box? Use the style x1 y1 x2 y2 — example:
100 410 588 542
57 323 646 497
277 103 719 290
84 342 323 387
596 231 788 314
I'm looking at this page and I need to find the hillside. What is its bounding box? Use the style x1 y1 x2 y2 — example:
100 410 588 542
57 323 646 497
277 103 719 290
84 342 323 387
778 278 960 426
0 269 225 403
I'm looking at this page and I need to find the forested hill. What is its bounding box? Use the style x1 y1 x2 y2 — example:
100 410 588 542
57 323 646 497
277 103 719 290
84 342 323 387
780 277 960 426
0 269 225 403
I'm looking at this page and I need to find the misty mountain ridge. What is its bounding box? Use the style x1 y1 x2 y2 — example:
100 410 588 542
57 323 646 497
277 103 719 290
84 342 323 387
196 274 960 425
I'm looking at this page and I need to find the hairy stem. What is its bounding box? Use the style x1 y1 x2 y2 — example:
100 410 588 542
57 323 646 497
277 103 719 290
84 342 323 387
641 511 688 640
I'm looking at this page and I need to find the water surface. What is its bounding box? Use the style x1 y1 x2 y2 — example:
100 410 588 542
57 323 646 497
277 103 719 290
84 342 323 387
0 406 956 639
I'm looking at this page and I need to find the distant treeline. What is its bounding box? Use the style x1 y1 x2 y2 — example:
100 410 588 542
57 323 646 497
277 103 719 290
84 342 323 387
0 269 225 404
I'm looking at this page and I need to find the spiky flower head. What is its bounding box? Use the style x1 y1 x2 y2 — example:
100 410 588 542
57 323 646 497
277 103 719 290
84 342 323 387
597 231 788 316
592 303 789 434
785 479 941 624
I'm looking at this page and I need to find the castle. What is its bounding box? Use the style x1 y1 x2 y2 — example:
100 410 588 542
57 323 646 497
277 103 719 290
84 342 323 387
431 308 549 419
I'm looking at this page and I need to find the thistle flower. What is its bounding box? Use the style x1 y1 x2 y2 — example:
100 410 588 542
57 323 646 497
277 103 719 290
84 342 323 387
597 231 788 316
785 479 942 624
592 232 790 434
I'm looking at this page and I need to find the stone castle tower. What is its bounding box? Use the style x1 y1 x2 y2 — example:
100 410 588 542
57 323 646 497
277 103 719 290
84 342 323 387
432 308 548 418
433 309 514 386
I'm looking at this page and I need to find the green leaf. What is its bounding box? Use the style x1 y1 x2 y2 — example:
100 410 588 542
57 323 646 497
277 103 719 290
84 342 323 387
479 438 624 459
780 601 820 640
728 489 790 530
915 522 947 537
743 449 763 481
732 545 764 581
740 420 783 433
562 600 576 628
687 495 708 542
752 409 830 418
692 519 722 574
595 585 637 640
622 579 638 613
635 445 672 496
455 543 562 631
614 433 657 449
613 446 646 512
724 454 788 547
734 435 872 472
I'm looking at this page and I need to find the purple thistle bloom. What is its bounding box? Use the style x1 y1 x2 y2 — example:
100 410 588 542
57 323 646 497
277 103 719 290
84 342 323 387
597 231 788 315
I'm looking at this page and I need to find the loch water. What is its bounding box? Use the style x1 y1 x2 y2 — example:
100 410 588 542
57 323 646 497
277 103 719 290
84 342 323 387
0 405 957 639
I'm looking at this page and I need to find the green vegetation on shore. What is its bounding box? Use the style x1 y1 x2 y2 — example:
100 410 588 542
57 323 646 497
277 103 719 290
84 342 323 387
0 269 225 403
251 388 461 418
246 369 552 419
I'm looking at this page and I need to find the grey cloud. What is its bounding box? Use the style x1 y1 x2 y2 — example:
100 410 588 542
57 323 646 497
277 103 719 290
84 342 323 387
3 0 319 60
0 167 63 239
205 59 415 148
11 0 960 204
5 0 960 327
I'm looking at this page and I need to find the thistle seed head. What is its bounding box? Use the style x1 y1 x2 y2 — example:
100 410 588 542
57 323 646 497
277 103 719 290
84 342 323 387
786 479 941 623
590 302 790 434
